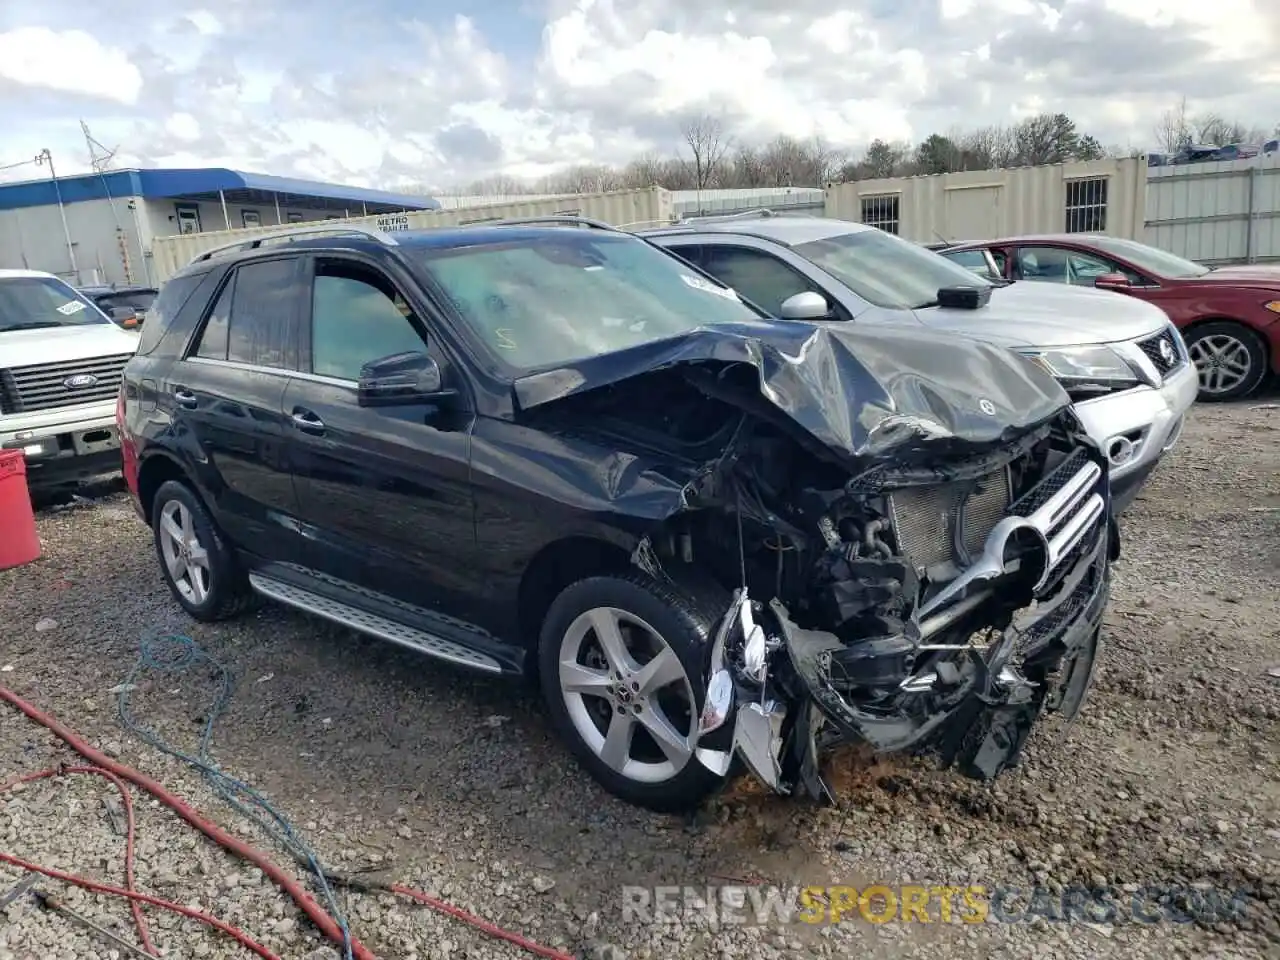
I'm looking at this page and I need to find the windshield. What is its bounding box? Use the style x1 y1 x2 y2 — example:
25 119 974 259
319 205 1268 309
99 290 158 313
0 276 109 332
941 248 999 280
794 229 992 310
1084 236 1210 279
416 232 764 371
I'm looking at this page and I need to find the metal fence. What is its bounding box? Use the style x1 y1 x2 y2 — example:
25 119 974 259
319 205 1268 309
1145 157 1280 265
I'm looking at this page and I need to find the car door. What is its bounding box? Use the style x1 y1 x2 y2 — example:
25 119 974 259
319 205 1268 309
281 252 480 622
172 256 304 561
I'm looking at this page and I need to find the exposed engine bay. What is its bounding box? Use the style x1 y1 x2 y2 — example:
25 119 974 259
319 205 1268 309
524 357 1117 802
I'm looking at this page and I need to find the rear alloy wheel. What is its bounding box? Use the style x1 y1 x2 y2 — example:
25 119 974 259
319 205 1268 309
159 498 211 605
1185 321 1268 401
151 480 256 622
539 573 730 811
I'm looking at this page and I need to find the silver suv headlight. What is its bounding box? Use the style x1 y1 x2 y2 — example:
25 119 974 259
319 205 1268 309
1017 345 1139 396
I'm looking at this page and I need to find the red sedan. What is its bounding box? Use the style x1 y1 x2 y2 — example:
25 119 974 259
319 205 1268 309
937 234 1280 401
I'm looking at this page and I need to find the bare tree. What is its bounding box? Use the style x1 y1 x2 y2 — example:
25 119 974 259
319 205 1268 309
458 173 533 196
622 151 669 187
678 113 731 194
1153 97 1192 154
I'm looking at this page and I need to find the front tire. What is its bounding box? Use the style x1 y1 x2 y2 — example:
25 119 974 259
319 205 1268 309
538 572 729 812
151 480 256 622
1185 321 1268 401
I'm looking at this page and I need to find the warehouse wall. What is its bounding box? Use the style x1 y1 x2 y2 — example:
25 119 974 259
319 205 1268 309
0 196 413 287
0 197 151 286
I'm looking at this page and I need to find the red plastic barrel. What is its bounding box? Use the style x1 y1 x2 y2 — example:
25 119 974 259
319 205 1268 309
0 450 41 570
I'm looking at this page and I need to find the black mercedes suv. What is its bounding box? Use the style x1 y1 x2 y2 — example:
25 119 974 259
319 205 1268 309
118 220 1119 811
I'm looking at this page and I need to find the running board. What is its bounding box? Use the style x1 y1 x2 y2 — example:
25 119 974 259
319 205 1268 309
248 573 503 674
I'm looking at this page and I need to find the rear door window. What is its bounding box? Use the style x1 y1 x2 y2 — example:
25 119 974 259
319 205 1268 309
227 259 297 369
188 258 300 369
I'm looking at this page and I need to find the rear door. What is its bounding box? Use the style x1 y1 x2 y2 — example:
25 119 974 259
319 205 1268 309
280 253 480 622
170 255 304 560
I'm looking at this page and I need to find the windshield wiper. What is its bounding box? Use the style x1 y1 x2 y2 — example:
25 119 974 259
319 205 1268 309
0 321 66 332
912 299 940 310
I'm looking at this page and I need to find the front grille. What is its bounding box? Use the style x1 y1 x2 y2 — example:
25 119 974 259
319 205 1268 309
1136 327 1183 376
0 353 132 414
1009 448 1088 515
889 468 1012 570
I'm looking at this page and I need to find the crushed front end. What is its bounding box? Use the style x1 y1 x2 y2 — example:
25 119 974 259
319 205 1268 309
686 411 1117 802
515 321 1119 802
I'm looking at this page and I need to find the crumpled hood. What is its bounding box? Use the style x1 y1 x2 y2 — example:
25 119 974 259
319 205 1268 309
916 280 1169 347
513 319 1071 463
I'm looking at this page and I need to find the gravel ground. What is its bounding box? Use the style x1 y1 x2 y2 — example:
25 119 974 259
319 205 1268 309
1 394 1277 960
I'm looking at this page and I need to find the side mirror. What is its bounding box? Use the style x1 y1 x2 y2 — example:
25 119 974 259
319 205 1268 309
1094 273 1131 291
779 291 831 320
936 285 991 310
357 351 456 407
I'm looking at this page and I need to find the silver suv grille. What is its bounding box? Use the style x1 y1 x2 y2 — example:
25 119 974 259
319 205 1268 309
0 353 132 414
1136 327 1184 377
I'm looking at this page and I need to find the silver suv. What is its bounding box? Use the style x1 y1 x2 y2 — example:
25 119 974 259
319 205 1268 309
641 215 1198 513
0 270 139 492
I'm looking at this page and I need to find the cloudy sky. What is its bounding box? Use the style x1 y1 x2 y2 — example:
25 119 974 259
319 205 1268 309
0 0 1277 191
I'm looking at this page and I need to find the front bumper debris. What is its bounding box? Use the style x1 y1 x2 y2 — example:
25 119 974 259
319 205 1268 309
692 446 1115 801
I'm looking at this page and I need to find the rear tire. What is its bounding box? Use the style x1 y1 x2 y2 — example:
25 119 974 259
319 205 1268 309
151 480 256 622
538 571 731 812
1185 321 1268 401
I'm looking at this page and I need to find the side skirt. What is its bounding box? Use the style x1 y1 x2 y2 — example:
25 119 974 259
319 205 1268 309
247 564 523 676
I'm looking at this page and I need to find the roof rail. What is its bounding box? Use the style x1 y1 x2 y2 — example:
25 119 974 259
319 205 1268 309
186 223 401 266
484 215 622 232
676 208 778 224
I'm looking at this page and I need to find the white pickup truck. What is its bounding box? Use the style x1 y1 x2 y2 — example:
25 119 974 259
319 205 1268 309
0 269 139 493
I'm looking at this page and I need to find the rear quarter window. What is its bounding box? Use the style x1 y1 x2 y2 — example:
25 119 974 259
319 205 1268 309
134 271 214 357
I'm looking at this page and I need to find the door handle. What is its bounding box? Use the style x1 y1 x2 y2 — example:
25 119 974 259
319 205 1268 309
291 409 326 434
173 388 198 409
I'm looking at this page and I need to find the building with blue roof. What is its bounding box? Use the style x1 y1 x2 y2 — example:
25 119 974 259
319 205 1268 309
0 167 439 286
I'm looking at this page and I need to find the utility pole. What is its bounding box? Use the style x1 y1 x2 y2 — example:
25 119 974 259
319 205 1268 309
80 119 118 173
81 119 134 283
34 148 78 281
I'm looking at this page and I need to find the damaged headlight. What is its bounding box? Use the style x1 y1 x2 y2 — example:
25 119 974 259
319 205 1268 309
1017 345 1139 396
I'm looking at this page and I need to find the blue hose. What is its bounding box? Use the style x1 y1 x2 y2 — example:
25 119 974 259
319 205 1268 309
115 635 354 960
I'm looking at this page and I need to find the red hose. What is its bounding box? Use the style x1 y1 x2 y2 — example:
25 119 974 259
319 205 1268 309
391 885 574 960
0 685 577 960
0 850 282 960
0 685 376 960
3 765 158 954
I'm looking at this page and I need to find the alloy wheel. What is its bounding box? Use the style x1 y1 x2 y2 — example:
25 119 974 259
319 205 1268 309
1189 333 1253 396
158 499 211 605
557 606 697 784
